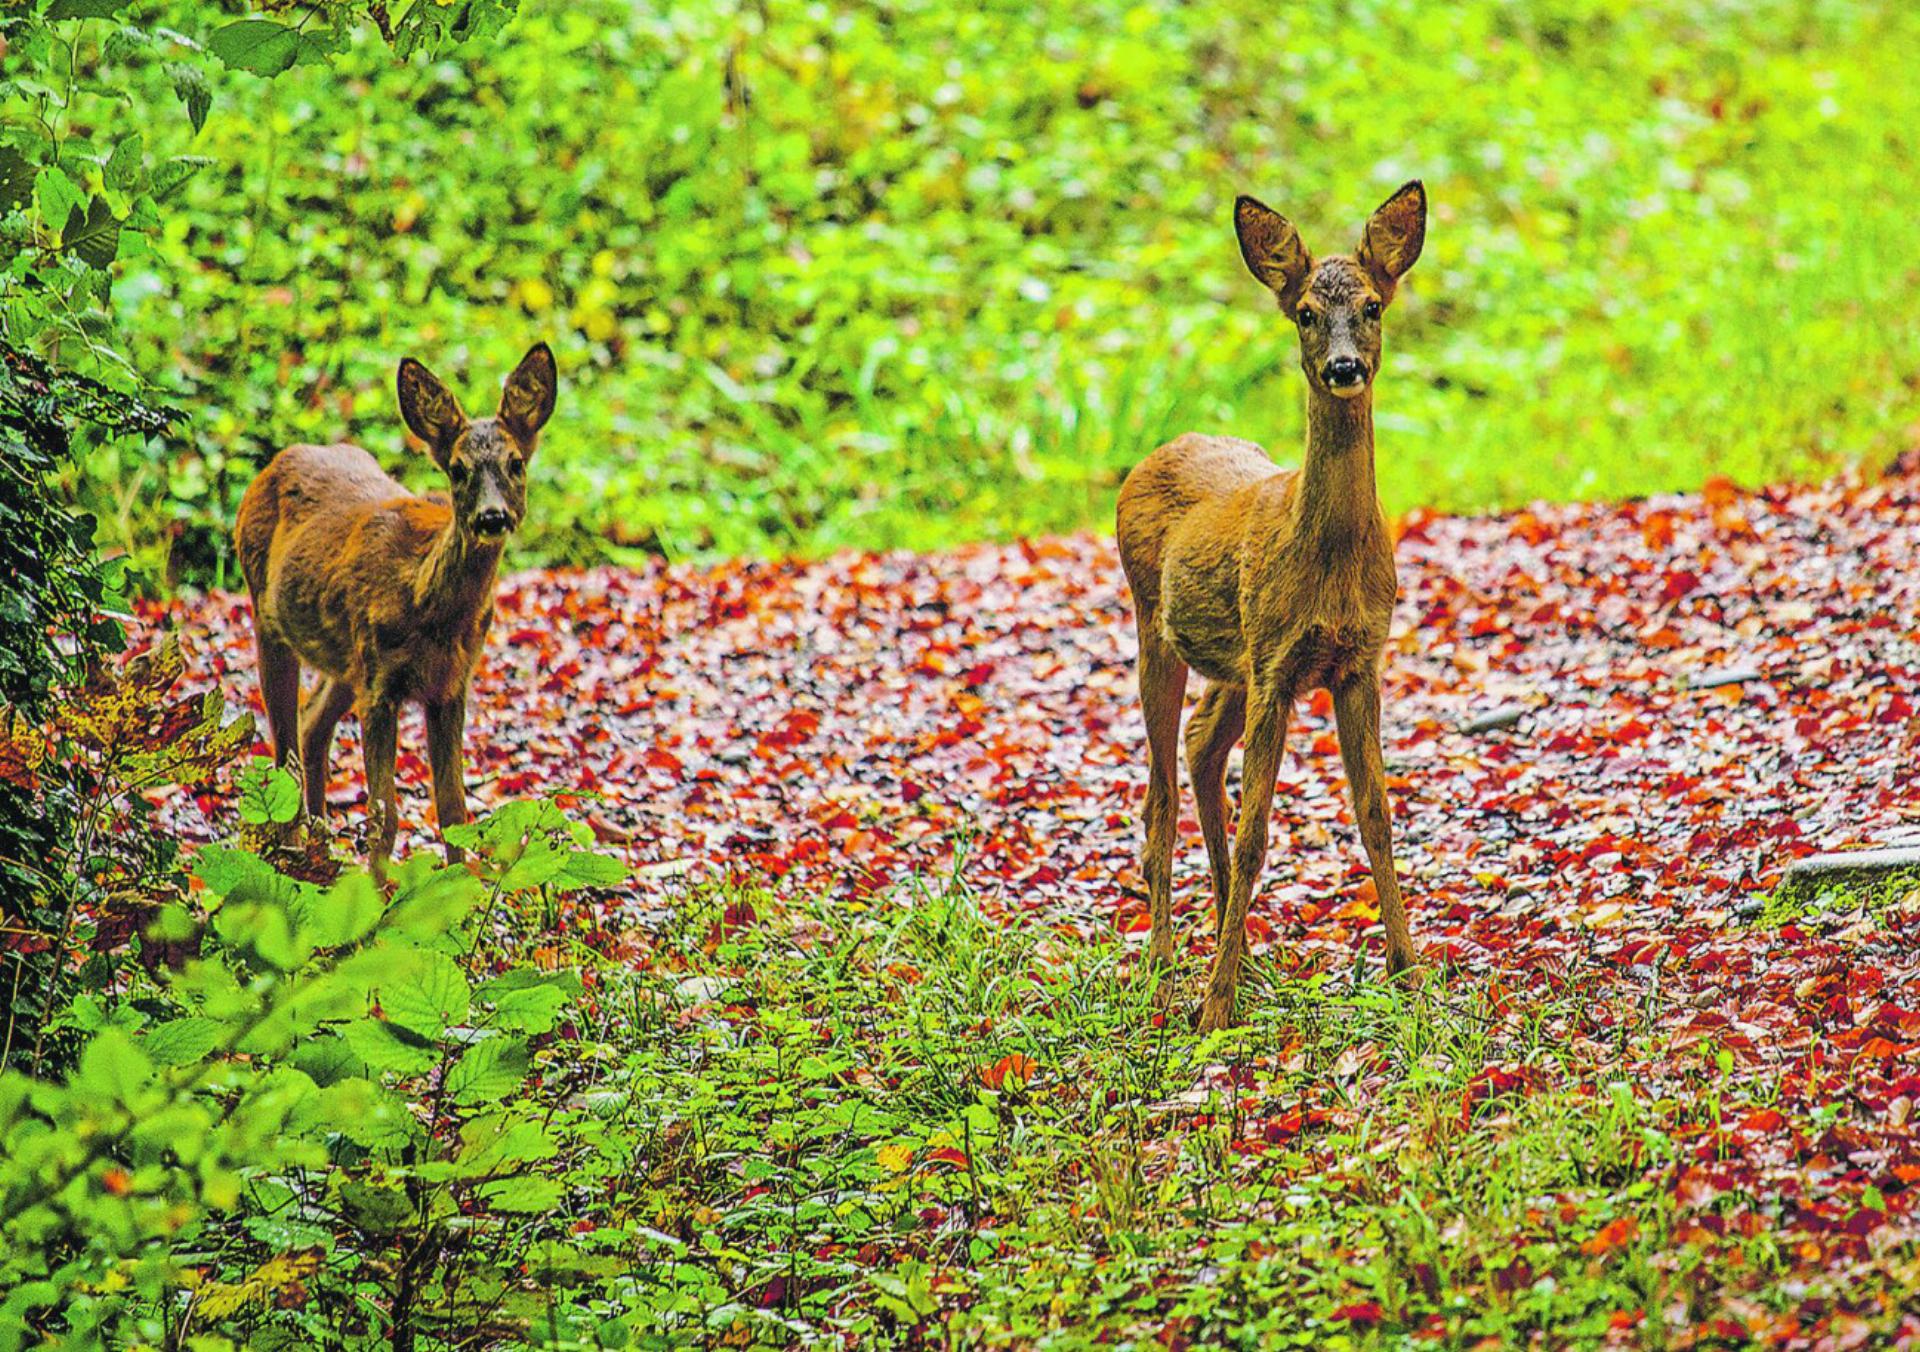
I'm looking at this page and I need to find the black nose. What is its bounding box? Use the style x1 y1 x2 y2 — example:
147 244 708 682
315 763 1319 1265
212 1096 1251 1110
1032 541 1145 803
473 508 513 536
1323 356 1368 387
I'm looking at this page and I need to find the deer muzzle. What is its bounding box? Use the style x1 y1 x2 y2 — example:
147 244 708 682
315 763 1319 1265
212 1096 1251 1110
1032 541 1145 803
1322 355 1369 393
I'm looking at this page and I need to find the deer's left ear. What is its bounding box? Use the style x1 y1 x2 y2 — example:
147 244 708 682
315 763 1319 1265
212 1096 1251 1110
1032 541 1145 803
499 342 557 446
1357 180 1426 298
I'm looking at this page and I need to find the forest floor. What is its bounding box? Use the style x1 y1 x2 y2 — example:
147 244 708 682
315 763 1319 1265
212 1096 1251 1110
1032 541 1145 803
148 470 1920 1348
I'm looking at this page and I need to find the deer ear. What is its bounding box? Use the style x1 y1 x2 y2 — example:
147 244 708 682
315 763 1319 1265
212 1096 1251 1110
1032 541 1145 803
397 359 467 467
1357 180 1426 295
1235 196 1312 306
499 342 557 446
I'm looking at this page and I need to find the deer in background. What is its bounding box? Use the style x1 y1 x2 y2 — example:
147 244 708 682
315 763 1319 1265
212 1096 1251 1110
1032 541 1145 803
234 343 557 880
1116 183 1426 1031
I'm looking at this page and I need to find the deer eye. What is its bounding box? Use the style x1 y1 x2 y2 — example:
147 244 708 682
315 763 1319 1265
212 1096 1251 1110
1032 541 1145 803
1363 299 1383 321
1296 307 1315 328
507 456 525 476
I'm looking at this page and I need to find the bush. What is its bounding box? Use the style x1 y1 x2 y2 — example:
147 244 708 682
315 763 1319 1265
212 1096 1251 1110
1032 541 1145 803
0 783 625 1348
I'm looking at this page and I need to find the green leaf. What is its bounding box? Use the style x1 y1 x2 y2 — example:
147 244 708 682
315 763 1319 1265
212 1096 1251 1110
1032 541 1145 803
294 871 384 949
60 197 120 269
236 758 301 825
46 0 126 19
206 19 317 76
73 1027 154 1108
34 166 82 235
294 1077 417 1148
152 155 211 202
143 1017 223 1067
445 1036 529 1106
476 1175 565 1213
104 134 142 193
166 63 211 134
379 951 470 1037
339 1017 438 1076
490 982 569 1034
0 145 35 211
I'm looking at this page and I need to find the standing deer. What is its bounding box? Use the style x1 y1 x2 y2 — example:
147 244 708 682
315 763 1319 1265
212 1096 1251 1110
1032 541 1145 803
1116 182 1425 1031
234 343 557 879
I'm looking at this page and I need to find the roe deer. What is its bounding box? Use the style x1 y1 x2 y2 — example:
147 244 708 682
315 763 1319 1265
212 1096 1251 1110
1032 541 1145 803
234 343 557 879
1116 182 1426 1031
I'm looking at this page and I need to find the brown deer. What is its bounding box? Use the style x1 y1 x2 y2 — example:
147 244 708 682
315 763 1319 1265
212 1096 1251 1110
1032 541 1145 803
234 343 557 880
1116 183 1425 1031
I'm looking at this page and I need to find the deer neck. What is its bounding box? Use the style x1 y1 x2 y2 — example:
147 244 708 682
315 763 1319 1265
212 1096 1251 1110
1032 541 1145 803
415 522 503 620
1296 386 1382 550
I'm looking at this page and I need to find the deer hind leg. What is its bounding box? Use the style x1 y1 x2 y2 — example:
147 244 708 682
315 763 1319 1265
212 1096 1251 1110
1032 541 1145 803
1184 681 1246 945
1333 673 1415 975
425 694 469 866
256 635 300 771
1137 636 1189 983
1197 680 1292 1033
361 701 400 884
297 679 355 818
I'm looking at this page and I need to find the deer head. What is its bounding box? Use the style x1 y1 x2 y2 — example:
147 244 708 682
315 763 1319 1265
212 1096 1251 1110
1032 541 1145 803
1234 181 1426 400
396 342 558 543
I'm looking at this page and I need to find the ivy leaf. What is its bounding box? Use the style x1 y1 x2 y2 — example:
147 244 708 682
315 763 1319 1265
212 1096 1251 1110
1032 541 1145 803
166 63 211 134
445 1036 529 1105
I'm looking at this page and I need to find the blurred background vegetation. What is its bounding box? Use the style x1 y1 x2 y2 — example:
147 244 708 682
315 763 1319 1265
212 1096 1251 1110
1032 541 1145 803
11 0 1920 587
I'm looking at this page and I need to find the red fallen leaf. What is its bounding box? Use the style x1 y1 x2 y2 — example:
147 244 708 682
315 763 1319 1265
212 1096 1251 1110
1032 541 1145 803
980 1053 1037 1090
1581 1215 1639 1256
100 1168 133 1197
1738 1108 1787 1133
1329 1302 1384 1326
925 1147 970 1169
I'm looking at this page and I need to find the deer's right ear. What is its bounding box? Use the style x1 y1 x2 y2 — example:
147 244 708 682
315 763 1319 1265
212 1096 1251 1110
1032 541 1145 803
1235 196 1312 306
397 359 468 467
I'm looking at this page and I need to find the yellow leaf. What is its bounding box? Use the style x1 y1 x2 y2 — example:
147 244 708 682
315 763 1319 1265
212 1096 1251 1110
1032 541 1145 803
876 1143 913 1173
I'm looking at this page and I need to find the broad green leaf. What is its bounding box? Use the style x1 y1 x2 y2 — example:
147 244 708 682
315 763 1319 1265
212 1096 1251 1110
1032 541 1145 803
477 1175 565 1213
490 982 569 1034
104 135 142 193
207 18 322 76
294 871 383 949
143 1017 222 1067
165 63 210 134
0 145 35 211
379 950 470 1037
236 758 301 825
60 197 120 269
73 1027 153 1108
339 1018 438 1076
46 0 125 19
34 166 83 236
445 1036 529 1106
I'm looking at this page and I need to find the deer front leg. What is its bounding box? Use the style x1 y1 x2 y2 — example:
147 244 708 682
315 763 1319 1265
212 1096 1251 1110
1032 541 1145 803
361 700 400 884
425 694 469 867
297 679 355 818
1333 673 1415 975
1197 683 1291 1033
1185 681 1246 946
1137 640 1189 991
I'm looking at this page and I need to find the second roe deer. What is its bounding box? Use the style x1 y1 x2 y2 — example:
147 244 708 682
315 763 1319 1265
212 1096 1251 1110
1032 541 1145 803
234 343 557 879
1116 182 1426 1031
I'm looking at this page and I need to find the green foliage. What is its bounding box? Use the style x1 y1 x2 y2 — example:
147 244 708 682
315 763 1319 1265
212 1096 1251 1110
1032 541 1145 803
13 0 1917 584
0 795 619 1348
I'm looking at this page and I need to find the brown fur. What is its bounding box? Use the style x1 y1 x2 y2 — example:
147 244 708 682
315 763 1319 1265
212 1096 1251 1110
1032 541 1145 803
234 343 557 878
1116 183 1426 1030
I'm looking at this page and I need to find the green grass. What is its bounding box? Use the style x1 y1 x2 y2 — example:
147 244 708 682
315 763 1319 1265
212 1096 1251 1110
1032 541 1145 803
37 0 1920 585
577 872 1902 1348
